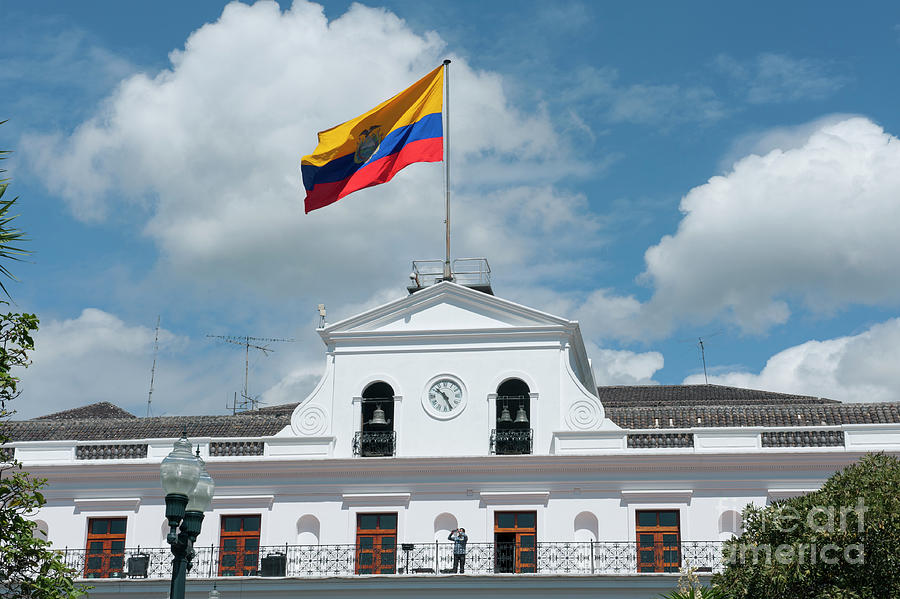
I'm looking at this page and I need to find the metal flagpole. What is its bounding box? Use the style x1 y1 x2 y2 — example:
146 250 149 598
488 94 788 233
442 59 452 281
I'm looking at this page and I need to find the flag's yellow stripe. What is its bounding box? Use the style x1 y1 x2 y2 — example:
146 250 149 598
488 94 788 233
302 66 443 168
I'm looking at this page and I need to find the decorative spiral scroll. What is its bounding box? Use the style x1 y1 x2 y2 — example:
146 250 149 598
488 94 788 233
293 405 328 436
566 399 603 430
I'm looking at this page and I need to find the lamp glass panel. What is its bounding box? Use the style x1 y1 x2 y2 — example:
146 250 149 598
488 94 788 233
186 462 215 512
160 436 201 496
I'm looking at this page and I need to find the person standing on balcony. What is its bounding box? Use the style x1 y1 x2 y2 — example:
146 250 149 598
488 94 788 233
449 528 468 573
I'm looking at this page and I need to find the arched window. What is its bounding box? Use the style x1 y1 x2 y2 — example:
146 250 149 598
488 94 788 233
496 379 530 424
433 513 458 541
719 510 742 538
32 520 49 542
297 515 320 545
356 382 395 457
493 379 532 455
574 511 598 542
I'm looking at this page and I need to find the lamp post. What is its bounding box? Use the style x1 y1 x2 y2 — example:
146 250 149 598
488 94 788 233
161 434 215 599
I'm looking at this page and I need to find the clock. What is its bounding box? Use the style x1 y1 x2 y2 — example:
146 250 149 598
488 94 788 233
422 375 467 419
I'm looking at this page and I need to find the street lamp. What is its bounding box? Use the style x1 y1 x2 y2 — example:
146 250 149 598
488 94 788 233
161 433 215 599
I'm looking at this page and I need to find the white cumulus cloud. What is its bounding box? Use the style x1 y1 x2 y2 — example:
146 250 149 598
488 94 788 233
640 116 900 335
588 344 663 386
685 318 900 403
16 309 232 419
531 116 900 344
21 1 597 308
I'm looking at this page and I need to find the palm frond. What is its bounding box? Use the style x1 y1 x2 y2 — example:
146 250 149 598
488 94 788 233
0 120 31 297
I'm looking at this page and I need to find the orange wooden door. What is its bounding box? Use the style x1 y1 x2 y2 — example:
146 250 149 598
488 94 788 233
636 510 680 572
355 513 397 574
218 515 261 576
494 511 537 573
84 518 126 578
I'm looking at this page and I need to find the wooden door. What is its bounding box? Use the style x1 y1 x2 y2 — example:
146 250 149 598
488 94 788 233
218 515 261 576
494 511 537 573
635 510 680 572
355 513 397 574
84 517 127 578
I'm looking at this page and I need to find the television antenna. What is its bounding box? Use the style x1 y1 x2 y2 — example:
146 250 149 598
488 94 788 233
207 335 295 413
678 331 723 385
146 316 160 417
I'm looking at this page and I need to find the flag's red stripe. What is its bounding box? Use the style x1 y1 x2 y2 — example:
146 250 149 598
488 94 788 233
304 137 443 213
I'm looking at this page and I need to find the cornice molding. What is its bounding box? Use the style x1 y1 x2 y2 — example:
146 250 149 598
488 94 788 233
479 491 550 505
767 488 819 500
74 497 141 512
212 495 275 509
620 489 693 503
23 451 887 485
76 572 697 595
342 492 411 507
326 327 572 348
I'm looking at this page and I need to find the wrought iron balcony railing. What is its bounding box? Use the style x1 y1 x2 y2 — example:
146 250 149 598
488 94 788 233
58 540 725 579
490 429 533 455
353 431 397 457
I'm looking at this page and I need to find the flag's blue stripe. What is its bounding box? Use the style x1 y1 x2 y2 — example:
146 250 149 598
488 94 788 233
302 112 442 191
366 112 442 164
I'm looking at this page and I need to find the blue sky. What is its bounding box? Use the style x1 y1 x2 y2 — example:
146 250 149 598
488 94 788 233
2 0 900 418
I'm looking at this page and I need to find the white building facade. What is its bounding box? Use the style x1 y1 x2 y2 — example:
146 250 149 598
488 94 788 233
6 274 900 598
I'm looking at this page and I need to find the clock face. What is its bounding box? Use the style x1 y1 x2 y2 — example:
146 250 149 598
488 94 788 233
428 379 463 414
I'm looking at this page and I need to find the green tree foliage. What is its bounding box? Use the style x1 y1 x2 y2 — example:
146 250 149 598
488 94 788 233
0 312 83 598
659 564 725 598
0 123 84 598
714 453 900 599
659 588 725 599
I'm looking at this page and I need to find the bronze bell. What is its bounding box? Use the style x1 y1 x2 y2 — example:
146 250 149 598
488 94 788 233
514 404 529 424
498 404 513 423
368 404 390 425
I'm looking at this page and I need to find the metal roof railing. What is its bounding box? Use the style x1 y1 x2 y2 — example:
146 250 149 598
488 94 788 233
409 258 491 291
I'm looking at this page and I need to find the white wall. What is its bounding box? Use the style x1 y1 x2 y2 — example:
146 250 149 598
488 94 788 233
29 452 843 551
329 342 562 458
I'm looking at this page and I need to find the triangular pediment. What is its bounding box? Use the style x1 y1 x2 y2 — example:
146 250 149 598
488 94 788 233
323 282 572 336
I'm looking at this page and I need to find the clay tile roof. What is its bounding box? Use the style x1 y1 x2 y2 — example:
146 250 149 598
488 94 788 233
35 402 137 420
600 385 900 429
597 384 835 407
252 402 300 416
3 412 291 442
4 385 900 443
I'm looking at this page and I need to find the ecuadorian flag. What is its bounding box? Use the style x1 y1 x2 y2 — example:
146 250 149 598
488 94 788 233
301 66 444 213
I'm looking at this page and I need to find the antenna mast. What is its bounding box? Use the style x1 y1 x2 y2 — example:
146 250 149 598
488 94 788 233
147 316 160 417
698 337 708 385
207 335 295 413
678 330 722 385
